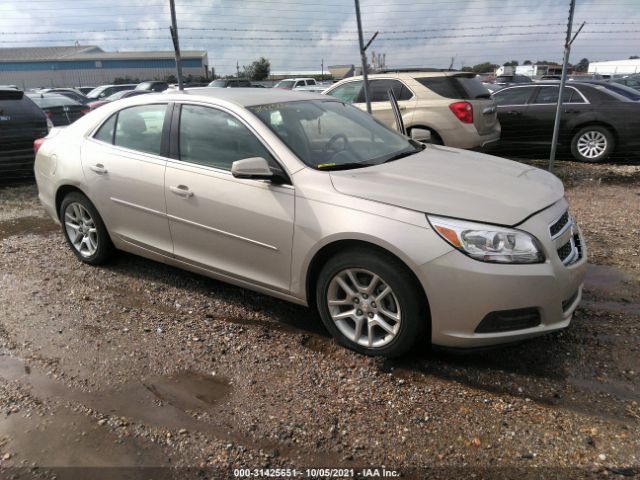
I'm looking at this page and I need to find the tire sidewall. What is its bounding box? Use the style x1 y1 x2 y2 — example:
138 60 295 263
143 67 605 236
315 250 426 357
59 192 112 265
571 126 614 163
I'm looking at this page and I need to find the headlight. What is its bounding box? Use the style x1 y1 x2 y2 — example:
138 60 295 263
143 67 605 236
427 215 544 264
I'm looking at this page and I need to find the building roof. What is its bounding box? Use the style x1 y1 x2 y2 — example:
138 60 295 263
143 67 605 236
0 45 207 63
0 46 103 61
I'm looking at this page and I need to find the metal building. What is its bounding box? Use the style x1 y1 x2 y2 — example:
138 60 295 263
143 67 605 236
0 45 209 89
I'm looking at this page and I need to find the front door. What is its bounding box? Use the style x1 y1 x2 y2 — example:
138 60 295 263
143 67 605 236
164 103 295 293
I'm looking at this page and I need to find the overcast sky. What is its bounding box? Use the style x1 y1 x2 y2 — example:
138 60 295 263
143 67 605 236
1 0 639 74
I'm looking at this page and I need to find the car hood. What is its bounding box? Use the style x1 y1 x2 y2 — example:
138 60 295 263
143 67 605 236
329 146 564 226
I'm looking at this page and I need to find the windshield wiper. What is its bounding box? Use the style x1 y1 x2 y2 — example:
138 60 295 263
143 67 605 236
381 144 425 164
317 162 374 171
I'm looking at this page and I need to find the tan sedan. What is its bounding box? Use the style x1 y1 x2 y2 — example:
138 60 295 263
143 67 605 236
34 89 585 357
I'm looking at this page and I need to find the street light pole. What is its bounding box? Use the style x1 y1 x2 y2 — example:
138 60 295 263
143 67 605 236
169 0 184 91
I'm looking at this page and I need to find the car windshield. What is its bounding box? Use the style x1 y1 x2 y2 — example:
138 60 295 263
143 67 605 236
249 100 422 170
106 90 134 100
598 82 640 101
276 80 295 89
209 80 229 87
86 87 108 99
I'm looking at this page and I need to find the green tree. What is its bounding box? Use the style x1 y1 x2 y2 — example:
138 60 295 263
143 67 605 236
575 58 589 72
242 57 271 81
523 60 532 65
630 55 639 59
503 60 519 67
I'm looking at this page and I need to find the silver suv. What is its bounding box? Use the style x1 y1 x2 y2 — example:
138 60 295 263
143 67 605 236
324 71 501 149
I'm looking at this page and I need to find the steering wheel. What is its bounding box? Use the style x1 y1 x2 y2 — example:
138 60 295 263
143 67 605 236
323 133 351 160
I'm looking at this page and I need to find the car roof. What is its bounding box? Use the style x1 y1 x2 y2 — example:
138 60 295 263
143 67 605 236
166 87 328 106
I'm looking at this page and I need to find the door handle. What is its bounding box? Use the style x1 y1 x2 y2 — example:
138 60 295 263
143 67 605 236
169 185 194 198
506 111 522 116
89 164 108 174
564 109 579 114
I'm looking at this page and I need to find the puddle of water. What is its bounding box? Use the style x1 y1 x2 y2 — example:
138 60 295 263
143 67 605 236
0 216 58 240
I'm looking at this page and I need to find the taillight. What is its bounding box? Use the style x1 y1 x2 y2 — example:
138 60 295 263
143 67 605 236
34 138 45 154
81 108 90 115
449 101 473 124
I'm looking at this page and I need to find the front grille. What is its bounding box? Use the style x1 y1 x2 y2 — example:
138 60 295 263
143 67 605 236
475 307 541 333
557 240 573 262
550 211 570 238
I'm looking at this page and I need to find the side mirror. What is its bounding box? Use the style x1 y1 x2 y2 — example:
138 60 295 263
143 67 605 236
231 157 274 180
410 128 432 143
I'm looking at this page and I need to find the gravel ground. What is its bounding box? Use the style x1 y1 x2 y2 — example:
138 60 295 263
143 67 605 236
0 161 638 480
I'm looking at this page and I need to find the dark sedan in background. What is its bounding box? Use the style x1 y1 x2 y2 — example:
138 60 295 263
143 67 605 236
0 89 49 179
491 81 640 162
26 93 88 126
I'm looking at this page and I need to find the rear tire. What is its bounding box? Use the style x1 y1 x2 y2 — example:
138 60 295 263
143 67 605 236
571 125 614 163
59 192 113 265
315 249 427 357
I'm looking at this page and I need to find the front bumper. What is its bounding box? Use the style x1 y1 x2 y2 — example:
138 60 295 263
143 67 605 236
418 198 587 348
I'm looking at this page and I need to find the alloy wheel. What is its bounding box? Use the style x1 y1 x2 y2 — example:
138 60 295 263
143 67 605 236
64 202 99 258
577 130 607 159
326 268 402 348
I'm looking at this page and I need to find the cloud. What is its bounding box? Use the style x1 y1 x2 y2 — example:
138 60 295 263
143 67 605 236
0 0 638 74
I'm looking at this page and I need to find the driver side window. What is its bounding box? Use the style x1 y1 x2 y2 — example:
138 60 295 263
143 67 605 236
178 104 274 171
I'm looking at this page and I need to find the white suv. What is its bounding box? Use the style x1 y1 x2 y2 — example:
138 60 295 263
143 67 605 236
274 78 317 90
324 71 501 149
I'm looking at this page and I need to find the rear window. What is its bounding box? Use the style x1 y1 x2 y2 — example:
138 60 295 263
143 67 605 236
415 75 490 99
28 95 80 108
0 94 44 120
597 83 640 101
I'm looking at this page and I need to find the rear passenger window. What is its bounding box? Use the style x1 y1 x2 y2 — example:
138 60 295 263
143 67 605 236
94 114 116 144
532 86 572 104
113 104 166 155
415 77 461 99
369 79 413 102
492 87 534 106
178 104 273 171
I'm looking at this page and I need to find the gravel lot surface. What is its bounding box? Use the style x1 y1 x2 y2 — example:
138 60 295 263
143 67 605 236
0 161 639 479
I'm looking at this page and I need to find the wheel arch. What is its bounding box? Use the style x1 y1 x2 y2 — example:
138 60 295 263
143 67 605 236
406 124 444 144
54 184 93 221
570 121 618 145
305 239 431 334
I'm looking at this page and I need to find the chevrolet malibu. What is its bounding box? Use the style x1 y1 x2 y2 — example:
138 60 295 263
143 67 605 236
34 89 587 357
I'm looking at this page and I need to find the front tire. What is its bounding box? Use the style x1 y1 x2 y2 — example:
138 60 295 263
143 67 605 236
59 192 113 265
316 249 426 357
571 126 614 162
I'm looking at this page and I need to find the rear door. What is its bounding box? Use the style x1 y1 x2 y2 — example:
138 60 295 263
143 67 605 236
524 85 587 144
81 103 173 255
492 86 536 143
355 78 416 130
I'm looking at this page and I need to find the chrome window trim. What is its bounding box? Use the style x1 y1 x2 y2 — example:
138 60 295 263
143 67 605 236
495 85 590 108
171 100 294 188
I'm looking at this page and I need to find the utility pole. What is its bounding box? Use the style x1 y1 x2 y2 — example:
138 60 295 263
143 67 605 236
236 61 240 80
549 0 584 172
354 0 372 114
169 0 184 91
321 58 324 81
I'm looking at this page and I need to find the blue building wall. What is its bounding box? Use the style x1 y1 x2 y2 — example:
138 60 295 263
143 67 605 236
0 58 203 72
